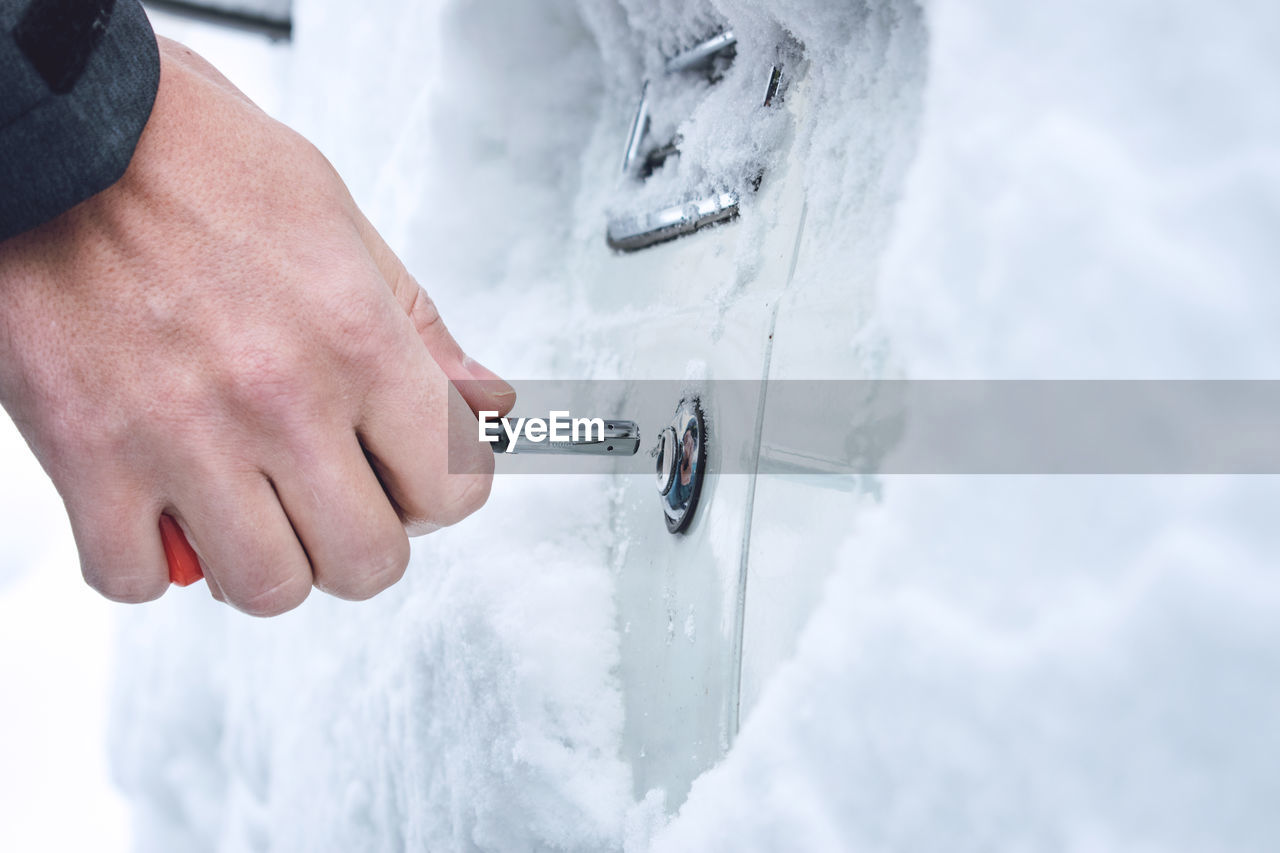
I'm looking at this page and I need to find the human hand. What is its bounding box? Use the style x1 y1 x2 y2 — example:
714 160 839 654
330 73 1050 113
0 38 512 615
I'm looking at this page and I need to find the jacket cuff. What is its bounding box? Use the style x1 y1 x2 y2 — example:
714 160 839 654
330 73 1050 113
0 0 160 243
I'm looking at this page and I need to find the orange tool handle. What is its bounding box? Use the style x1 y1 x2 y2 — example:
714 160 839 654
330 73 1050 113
159 515 204 586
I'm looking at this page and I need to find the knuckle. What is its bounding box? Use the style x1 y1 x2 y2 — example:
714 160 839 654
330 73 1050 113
233 572 312 617
83 565 166 604
74 508 167 603
406 285 444 336
431 472 493 528
325 289 392 368
222 344 309 418
321 535 409 601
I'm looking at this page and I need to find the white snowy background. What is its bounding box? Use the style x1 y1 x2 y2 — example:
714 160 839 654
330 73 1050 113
2 0 1279 850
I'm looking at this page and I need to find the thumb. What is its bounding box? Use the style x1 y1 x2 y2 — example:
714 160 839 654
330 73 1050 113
356 215 516 418
402 278 517 418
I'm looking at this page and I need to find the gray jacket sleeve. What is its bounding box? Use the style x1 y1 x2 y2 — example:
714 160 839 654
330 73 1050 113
1 0 160 243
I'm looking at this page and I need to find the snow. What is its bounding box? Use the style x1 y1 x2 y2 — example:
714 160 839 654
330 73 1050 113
1 0 1275 850
112 478 630 850
881 0 1280 380
654 478 1280 850
653 0 1280 849
0 422 130 851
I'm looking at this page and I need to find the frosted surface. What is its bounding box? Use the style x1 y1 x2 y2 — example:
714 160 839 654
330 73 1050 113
105 0 1280 850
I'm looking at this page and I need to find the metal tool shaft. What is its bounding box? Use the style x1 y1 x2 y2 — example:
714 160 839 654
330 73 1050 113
489 419 641 456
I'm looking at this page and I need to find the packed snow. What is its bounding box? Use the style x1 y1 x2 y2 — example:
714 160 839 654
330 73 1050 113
1 0 1276 849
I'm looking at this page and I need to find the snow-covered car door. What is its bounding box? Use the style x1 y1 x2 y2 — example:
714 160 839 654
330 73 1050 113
566 32 811 808
577 6 928 809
